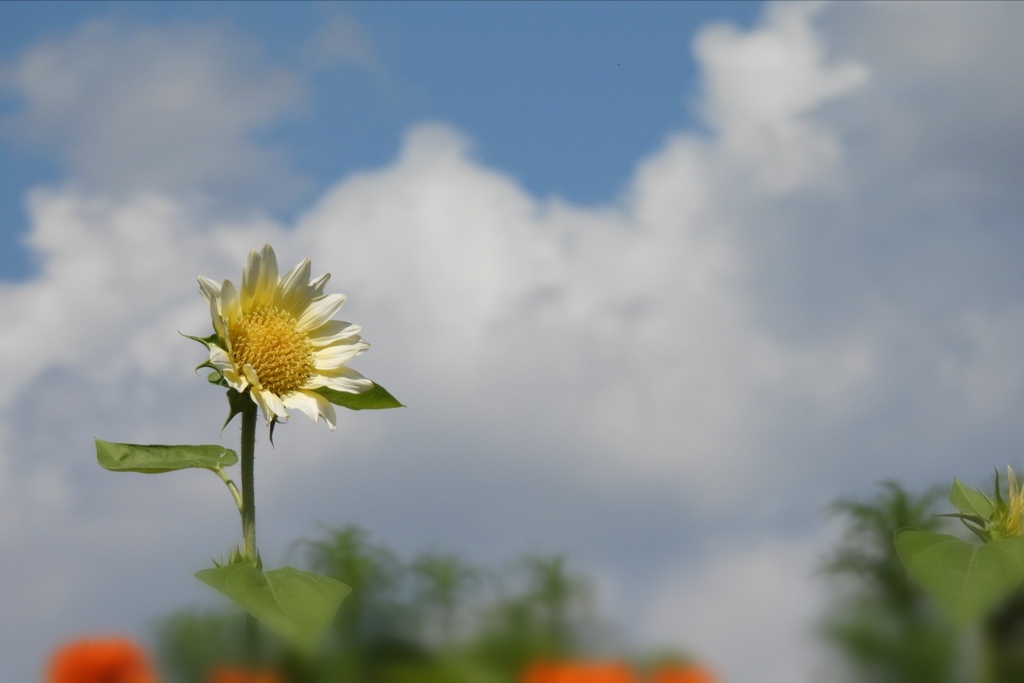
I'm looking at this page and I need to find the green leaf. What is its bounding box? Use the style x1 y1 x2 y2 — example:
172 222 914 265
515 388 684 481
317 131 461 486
96 440 237 474
195 564 350 652
949 479 995 520
895 529 1024 624
314 382 404 410
994 536 1024 568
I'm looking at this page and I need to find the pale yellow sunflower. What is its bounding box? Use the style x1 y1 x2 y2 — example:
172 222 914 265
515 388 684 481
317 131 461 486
197 244 371 430
1002 466 1024 537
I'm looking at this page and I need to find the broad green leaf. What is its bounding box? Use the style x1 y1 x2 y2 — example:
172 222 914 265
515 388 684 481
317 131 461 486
195 564 350 652
96 440 237 474
895 529 1024 624
315 382 404 410
950 479 995 519
992 535 1024 570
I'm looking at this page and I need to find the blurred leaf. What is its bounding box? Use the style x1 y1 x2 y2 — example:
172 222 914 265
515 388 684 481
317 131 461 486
96 440 237 474
895 529 1024 624
315 383 404 410
949 479 995 520
195 564 350 653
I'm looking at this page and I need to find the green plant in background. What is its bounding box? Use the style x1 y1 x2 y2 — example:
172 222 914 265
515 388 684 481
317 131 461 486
295 525 415 681
896 468 1024 682
819 481 963 683
97 245 403 663
471 553 600 677
410 551 483 648
153 528 609 683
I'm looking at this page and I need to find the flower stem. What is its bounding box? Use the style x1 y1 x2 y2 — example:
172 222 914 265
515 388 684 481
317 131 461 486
240 400 259 659
213 468 243 512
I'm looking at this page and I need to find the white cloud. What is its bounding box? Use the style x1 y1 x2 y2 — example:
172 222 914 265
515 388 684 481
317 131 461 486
642 534 830 683
5 2 1024 681
694 1 868 193
306 14 385 75
0 21 307 205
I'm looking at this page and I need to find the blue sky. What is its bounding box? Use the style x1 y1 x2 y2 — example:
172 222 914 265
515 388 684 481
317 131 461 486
0 1 761 279
3 2 1024 682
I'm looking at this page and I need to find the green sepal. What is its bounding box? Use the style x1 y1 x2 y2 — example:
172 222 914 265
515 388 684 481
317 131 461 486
96 440 237 474
314 382 404 410
935 511 992 542
895 528 1024 624
195 564 350 653
935 512 988 526
193 359 227 387
180 330 221 349
222 388 252 432
949 479 996 520
213 545 262 569
213 545 246 568
182 331 228 385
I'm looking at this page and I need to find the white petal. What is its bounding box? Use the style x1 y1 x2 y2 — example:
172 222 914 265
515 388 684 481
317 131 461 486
241 248 262 311
306 366 373 393
206 293 226 341
197 276 221 303
309 273 330 297
296 293 347 331
314 391 337 430
308 320 362 347
242 363 261 388
197 276 225 335
210 347 246 390
209 347 235 372
275 258 312 312
314 340 369 369
262 389 289 420
220 279 242 326
283 390 321 425
257 244 279 303
242 245 280 310
249 388 273 425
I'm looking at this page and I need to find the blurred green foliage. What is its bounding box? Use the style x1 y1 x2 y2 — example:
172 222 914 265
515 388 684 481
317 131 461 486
818 481 968 683
157 483 979 683
154 526 608 683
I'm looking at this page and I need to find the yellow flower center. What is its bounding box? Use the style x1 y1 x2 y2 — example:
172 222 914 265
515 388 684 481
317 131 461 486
229 305 315 396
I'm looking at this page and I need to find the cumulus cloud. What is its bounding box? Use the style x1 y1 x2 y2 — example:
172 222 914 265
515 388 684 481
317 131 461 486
0 21 307 205
695 1 868 193
306 14 385 74
643 534 830 683
5 2 1024 681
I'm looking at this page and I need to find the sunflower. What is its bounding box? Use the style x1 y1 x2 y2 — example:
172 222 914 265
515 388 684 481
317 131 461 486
197 244 371 430
1001 466 1024 538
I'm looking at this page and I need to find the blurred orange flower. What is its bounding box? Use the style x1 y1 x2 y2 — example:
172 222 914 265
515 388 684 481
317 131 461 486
522 661 636 683
46 637 158 683
649 666 717 683
205 666 283 683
